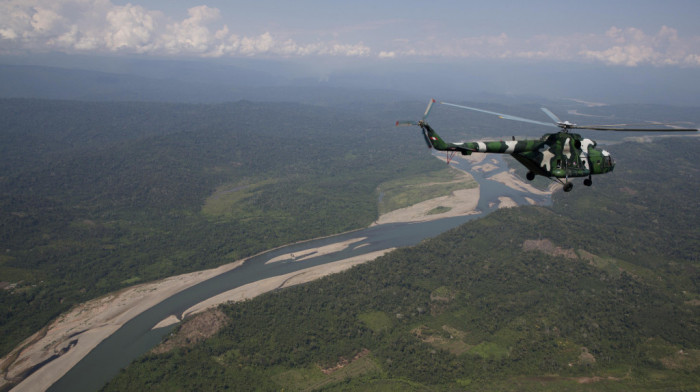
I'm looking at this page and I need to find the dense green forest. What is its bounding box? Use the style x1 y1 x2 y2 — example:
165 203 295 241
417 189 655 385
103 137 699 391
1 98 698 391
0 99 445 357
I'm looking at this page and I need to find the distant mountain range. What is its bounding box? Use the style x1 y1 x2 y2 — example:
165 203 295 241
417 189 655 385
2 55 700 105
0 63 411 105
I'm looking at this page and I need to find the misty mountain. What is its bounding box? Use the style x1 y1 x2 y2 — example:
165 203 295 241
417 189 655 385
0 60 413 105
2 55 700 106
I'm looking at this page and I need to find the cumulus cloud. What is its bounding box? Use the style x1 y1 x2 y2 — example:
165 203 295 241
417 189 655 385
580 26 700 67
386 26 700 67
0 0 372 57
104 4 158 52
1 1 699 66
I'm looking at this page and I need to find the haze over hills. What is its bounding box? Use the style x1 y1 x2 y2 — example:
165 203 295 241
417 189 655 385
2 55 700 106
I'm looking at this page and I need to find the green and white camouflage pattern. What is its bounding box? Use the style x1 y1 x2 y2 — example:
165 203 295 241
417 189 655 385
424 124 615 180
399 99 696 191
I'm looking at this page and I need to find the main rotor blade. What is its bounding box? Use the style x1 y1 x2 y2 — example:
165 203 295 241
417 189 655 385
423 99 436 121
572 125 699 132
540 107 562 123
441 102 557 128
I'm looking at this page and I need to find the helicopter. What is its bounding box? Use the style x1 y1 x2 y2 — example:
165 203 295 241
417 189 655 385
397 99 698 192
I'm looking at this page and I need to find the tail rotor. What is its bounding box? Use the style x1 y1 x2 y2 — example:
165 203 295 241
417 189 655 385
396 99 436 148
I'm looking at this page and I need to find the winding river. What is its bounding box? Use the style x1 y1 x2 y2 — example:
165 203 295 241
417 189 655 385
47 155 550 391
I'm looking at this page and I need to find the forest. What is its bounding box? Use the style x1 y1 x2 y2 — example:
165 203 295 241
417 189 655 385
0 98 444 358
102 137 699 391
1 98 698 391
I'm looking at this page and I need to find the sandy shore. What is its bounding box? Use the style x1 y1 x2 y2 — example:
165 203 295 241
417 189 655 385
487 170 551 195
374 158 481 225
173 249 395 325
265 237 367 264
2 260 244 392
373 187 480 225
374 154 553 226
497 196 518 208
1 244 395 391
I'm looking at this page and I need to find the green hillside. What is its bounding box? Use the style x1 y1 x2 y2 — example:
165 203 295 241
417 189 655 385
104 138 699 391
0 99 444 358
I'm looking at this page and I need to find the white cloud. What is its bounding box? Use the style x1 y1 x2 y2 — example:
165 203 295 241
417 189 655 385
0 0 372 57
325 43 370 57
160 5 222 54
580 44 657 67
1 1 698 66
30 7 63 33
577 26 700 67
104 4 158 52
384 26 700 67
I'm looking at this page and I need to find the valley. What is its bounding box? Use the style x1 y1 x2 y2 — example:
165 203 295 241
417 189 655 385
0 99 697 391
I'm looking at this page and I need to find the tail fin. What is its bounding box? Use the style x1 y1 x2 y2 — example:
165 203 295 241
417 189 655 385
421 124 450 150
395 99 467 154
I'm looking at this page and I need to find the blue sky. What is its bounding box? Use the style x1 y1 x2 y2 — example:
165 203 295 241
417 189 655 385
2 0 700 68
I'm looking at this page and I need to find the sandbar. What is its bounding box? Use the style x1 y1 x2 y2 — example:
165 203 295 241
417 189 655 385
175 249 395 322
2 244 392 391
2 260 244 392
497 196 518 209
373 187 480 225
265 237 367 264
488 170 551 195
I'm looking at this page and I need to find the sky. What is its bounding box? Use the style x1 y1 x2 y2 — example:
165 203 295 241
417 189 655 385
2 0 700 68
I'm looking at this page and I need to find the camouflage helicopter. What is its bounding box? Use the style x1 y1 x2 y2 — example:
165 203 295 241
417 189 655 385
397 99 698 192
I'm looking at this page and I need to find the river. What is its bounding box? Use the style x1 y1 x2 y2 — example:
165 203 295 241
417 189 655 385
47 155 550 391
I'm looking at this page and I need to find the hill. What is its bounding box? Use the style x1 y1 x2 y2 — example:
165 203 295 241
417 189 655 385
0 98 443 360
103 137 699 391
0 64 411 105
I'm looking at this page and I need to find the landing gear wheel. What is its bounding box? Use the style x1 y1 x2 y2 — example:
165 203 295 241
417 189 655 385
563 182 573 192
583 178 592 186
526 171 535 181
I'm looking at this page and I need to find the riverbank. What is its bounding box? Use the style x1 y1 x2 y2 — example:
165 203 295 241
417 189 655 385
2 154 552 391
2 238 407 391
3 260 245 392
373 187 480 225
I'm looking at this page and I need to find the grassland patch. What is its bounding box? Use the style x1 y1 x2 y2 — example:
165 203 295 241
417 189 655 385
427 206 452 215
201 179 276 218
470 341 510 359
120 276 141 285
412 325 472 356
0 266 41 283
430 286 456 302
358 311 393 333
274 350 381 391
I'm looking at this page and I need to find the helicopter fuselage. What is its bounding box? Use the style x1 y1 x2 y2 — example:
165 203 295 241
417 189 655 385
399 99 694 192
424 125 615 180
